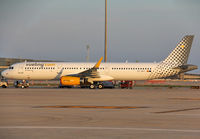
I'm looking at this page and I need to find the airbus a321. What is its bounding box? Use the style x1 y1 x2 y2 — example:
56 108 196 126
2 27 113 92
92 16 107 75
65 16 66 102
1 35 198 88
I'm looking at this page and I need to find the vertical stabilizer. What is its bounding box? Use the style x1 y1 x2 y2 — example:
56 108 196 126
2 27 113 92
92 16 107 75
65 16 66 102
163 35 194 66
149 35 194 79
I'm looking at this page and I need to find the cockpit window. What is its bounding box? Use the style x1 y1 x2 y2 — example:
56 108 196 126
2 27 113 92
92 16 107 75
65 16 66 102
9 67 14 69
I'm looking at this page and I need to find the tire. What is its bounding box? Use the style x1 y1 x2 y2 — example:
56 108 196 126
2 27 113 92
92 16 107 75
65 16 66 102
89 84 95 89
98 84 104 89
2 85 7 88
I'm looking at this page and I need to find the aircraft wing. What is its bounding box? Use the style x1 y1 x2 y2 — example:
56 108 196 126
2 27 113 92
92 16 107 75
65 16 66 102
66 57 103 78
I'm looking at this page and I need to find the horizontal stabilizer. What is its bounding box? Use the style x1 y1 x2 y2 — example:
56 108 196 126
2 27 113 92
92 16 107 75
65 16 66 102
173 64 198 73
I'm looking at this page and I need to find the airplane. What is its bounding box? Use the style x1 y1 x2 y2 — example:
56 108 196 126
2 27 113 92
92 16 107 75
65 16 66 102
1 35 198 89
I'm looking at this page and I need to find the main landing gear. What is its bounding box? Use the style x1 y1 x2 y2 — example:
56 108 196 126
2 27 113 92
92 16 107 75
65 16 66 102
89 82 104 89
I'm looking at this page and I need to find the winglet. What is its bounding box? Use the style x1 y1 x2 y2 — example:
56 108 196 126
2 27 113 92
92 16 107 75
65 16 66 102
94 57 103 68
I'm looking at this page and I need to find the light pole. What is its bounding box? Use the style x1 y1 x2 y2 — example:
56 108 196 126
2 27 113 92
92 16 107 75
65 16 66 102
86 45 90 62
104 0 107 62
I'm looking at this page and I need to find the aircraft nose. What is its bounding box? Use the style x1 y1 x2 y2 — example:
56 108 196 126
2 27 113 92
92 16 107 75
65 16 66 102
1 70 8 78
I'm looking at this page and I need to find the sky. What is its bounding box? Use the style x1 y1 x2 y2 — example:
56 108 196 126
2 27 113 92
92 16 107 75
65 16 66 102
0 0 200 73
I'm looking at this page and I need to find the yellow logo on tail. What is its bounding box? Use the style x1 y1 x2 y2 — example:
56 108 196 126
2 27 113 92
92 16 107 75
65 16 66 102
180 45 185 48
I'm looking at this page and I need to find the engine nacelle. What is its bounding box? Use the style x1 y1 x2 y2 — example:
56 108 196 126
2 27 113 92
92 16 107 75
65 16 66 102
60 76 82 86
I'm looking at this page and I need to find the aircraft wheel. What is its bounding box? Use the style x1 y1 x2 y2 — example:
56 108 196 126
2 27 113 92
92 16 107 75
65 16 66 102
89 84 95 89
98 84 104 89
2 85 7 88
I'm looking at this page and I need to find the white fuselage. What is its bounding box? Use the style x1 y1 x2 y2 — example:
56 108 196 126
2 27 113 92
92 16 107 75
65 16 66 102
2 62 159 81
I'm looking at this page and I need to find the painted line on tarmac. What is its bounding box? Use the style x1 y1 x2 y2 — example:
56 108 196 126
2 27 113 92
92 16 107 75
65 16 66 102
163 114 200 116
154 107 200 114
170 98 200 101
34 105 149 109
0 126 200 133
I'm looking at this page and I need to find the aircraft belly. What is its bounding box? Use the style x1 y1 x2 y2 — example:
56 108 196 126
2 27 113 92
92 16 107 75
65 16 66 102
110 71 151 80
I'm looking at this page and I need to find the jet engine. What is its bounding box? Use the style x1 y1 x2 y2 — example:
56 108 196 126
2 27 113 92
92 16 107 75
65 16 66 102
60 76 85 86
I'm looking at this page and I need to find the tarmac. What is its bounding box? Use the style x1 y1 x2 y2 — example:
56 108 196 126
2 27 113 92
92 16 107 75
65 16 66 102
0 87 200 139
